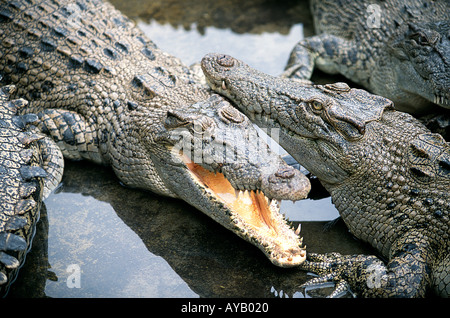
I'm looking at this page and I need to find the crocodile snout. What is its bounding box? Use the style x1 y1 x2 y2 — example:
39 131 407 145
262 165 311 202
201 53 237 77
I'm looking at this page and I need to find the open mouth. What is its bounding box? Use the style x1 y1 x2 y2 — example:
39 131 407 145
181 154 306 267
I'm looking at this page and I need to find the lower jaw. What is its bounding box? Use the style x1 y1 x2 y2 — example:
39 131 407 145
182 156 305 267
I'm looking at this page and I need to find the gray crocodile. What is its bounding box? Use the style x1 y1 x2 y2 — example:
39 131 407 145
283 0 450 115
0 84 46 296
0 0 311 267
202 53 450 297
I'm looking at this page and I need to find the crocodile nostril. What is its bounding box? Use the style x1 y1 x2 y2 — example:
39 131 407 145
274 168 295 179
217 55 235 68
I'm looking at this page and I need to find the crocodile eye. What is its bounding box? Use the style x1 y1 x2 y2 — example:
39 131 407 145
192 123 204 134
310 100 324 113
192 117 214 134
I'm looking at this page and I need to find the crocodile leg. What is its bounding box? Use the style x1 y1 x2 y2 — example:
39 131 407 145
32 109 103 197
300 231 433 298
282 34 363 84
36 109 102 164
11 112 63 198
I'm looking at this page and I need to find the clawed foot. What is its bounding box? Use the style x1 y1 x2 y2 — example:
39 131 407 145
299 252 384 298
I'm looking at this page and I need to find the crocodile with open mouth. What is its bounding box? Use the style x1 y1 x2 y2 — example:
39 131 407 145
0 0 311 268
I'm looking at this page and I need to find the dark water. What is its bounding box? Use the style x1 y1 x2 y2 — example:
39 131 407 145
7 0 374 298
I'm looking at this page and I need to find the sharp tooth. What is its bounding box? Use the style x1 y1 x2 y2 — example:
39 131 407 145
221 80 227 90
295 224 301 235
235 189 240 198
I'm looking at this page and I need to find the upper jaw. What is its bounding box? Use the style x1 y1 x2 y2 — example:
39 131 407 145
433 93 450 109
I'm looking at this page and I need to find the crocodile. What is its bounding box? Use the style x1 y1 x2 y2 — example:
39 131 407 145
202 53 450 297
0 0 311 267
0 84 47 296
282 0 450 115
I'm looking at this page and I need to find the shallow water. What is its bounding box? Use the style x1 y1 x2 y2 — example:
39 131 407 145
7 0 373 298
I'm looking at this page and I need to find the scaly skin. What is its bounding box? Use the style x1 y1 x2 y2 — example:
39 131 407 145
202 53 450 297
0 85 46 296
283 0 450 114
0 0 311 267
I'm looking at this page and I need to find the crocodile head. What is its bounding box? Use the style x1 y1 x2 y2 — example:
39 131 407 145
201 53 393 188
148 94 309 267
388 21 450 110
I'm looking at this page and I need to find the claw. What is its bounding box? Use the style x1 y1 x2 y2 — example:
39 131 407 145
0 232 27 252
301 273 354 298
0 252 20 269
328 280 354 298
302 272 335 288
